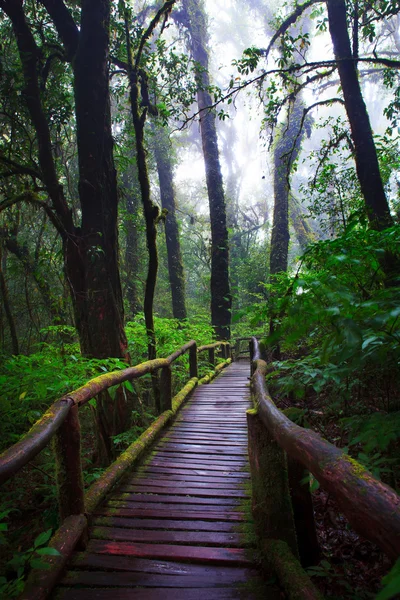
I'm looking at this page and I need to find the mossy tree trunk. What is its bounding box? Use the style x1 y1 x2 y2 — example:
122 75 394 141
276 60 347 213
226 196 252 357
326 0 393 231
152 124 187 320
124 1 176 410
0 247 19 355
122 173 142 320
181 0 231 340
2 0 132 466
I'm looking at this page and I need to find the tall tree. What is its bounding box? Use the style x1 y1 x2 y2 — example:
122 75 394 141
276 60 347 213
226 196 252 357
326 0 393 231
152 124 187 320
0 0 131 464
179 0 232 340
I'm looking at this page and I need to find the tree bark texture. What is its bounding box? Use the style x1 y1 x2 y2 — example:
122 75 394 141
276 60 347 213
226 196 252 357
128 74 158 365
152 124 187 320
0 247 19 355
326 0 393 230
183 0 231 340
122 173 142 319
270 98 306 274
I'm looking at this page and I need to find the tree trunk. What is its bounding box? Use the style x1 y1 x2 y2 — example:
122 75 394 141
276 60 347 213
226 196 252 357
122 173 142 320
182 0 231 340
0 247 19 355
270 96 308 275
289 194 315 250
326 0 393 231
152 124 187 320
3 0 132 465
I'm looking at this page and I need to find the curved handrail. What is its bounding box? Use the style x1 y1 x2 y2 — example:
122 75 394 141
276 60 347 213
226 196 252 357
250 337 400 560
0 339 228 486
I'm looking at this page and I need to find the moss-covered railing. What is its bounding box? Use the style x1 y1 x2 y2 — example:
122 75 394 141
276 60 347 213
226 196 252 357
0 339 231 599
249 336 400 563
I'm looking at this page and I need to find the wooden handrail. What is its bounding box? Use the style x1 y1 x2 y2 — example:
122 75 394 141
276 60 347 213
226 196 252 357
250 337 400 560
0 339 229 487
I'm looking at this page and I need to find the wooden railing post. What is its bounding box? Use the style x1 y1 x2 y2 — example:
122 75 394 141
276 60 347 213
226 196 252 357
208 346 215 368
235 339 240 359
250 339 255 376
160 365 172 412
53 405 85 522
189 343 198 379
247 408 298 557
287 456 320 567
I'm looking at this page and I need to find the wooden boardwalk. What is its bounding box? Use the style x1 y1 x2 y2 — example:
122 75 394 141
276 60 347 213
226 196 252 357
52 362 281 599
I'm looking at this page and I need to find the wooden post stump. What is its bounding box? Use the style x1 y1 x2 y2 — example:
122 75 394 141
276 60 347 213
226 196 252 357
189 343 198 378
53 405 85 522
160 365 172 413
208 347 215 369
287 457 320 567
247 408 298 557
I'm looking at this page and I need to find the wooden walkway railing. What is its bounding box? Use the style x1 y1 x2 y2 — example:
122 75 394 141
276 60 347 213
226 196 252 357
249 336 400 561
1 335 399 599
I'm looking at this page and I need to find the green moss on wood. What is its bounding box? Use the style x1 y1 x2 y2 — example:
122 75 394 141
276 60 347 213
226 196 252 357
171 377 198 413
85 410 173 514
261 539 324 600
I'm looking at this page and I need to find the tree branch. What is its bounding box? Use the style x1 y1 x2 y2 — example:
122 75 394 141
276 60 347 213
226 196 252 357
134 0 176 70
0 191 64 234
0 155 42 180
39 0 79 60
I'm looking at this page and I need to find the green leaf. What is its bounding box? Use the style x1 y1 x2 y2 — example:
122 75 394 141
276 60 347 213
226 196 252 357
36 547 60 556
34 529 52 548
123 380 134 393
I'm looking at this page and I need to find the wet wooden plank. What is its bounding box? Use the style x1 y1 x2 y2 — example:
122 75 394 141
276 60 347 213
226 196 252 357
91 527 249 547
126 478 247 489
136 468 249 480
60 568 261 587
158 444 247 455
54 587 261 599
108 494 242 506
106 502 243 512
153 453 247 463
94 508 248 521
119 486 248 498
69 553 255 576
143 463 249 474
92 517 239 532
86 539 255 565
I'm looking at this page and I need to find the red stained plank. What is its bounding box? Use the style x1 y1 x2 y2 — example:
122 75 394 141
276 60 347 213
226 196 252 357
70 553 255 576
86 539 255 565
